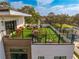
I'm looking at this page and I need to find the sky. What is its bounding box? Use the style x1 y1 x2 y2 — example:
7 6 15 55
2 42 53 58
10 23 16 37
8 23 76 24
1 0 79 16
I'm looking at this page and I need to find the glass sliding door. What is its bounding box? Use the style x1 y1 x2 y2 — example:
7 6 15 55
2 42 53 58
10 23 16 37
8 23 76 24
5 21 16 34
11 53 28 59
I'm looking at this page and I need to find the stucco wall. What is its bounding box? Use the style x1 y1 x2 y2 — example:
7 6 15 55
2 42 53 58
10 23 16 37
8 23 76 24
0 21 6 59
3 39 32 59
0 21 6 36
16 17 25 28
0 21 5 31
0 11 9 15
31 44 74 59
0 33 5 59
0 16 25 28
0 16 24 21
0 16 25 59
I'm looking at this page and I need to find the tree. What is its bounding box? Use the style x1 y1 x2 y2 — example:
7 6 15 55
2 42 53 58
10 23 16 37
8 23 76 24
0 2 11 9
73 14 79 27
56 14 68 32
18 6 41 27
18 6 35 15
47 12 56 24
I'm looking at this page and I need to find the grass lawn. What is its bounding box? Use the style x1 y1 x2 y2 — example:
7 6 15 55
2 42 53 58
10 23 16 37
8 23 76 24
11 28 32 39
55 24 74 29
11 27 63 43
22 28 32 38
38 28 59 43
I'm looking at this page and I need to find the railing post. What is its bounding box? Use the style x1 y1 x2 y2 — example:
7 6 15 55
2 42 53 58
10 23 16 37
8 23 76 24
58 34 60 43
45 30 47 43
71 33 75 43
22 30 24 39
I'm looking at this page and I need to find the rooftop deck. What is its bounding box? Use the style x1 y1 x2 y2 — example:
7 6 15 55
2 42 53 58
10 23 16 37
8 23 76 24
3 25 68 43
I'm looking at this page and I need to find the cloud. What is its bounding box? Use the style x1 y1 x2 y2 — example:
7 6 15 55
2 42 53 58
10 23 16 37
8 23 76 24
11 1 24 9
0 0 5 2
35 6 49 16
37 0 54 6
54 4 79 15
35 0 79 16
35 0 55 15
35 4 79 16
35 5 65 16
11 1 32 9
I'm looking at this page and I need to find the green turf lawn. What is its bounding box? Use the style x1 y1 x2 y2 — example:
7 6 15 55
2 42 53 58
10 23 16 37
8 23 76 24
11 28 32 39
38 28 59 43
11 27 63 43
55 24 74 28
22 28 32 38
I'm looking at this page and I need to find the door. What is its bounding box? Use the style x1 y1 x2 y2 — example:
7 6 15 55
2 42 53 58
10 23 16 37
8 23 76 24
11 53 28 59
5 21 16 34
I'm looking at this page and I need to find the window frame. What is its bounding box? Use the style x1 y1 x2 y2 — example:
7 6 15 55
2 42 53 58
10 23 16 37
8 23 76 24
54 56 66 59
38 56 45 59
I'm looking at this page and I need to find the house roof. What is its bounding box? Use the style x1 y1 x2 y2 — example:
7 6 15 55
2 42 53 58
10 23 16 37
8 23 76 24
0 14 30 17
10 10 32 17
0 8 32 17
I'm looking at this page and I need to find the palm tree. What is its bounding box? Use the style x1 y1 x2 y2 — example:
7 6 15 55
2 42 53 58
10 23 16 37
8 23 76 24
0 2 11 9
18 6 41 28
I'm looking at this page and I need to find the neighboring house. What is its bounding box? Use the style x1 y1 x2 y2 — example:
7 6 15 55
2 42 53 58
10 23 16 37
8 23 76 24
0 8 31 59
74 41 79 56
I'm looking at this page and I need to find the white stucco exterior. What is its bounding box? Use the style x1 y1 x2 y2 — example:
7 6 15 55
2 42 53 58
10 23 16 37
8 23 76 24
0 21 6 59
0 21 5 31
0 16 25 28
0 9 31 59
0 11 9 15
0 16 25 59
0 33 5 59
32 44 74 59
16 17 25 28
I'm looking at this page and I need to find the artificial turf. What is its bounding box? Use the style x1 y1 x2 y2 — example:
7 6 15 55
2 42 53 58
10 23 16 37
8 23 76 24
38 28 59 43
11 28 32 39
22 28 32 39
11 27 63 43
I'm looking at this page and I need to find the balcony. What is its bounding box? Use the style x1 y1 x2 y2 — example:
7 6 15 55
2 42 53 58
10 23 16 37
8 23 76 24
3 24 73 44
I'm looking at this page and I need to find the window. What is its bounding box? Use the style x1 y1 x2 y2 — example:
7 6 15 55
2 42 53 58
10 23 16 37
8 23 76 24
10 48 27 59
38 56 44 59
54 56 66 59
11 54 27 59
5 21 16 34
